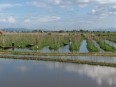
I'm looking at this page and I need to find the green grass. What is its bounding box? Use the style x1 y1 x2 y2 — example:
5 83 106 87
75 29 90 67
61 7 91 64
94 37 116 52
86 39 99 52
69 37 84 51
49 42 64 50
0 54 116 67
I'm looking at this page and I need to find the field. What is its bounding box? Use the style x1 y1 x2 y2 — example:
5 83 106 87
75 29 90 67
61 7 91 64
0 31 116 53
0 31 116 67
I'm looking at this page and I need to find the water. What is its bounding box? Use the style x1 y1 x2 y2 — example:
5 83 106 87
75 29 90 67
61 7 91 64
105 40 116 48
7 45 71 53
8 48 36 52
39 56 116 63
78 40 88 52
56 44 71 53
40 46 51 52
92 40 104 52
5 40 116 53
0 58 116 87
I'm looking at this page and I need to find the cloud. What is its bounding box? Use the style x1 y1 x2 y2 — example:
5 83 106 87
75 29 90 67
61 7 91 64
8 16 16 23
32 1 48 7
0 3 13 8
24 19 31 23
91 5 116 19
15 66 29 72
0 3 22 9
54 0 62 4
38 16 60 22
0 19 6 23
65 64 116 86
93 0 116 4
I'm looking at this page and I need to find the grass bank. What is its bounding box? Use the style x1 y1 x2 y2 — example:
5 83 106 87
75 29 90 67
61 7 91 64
1 55 116 67
86 39 99 52
94 37 116 52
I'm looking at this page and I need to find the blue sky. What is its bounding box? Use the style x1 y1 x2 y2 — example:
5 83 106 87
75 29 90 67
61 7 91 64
0 0 116 30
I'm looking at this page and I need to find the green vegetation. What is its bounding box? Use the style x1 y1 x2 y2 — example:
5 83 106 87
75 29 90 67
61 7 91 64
69 36 83 51
86 39 99 52
0 54 116 67
94 37 116 52
49 42 64 50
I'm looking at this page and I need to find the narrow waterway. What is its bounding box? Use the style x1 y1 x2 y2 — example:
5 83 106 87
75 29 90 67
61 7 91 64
78 40 88 52
57 44 70 53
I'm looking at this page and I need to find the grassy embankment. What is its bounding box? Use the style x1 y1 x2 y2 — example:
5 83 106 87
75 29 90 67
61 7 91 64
69 35 84 51
94 37 116 52
0 54 116 67
85 34 99 52
49 34 69 50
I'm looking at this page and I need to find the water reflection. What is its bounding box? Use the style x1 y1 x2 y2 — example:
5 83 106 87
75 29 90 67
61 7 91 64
65 64 116 86
15 66 30 72
8 48 36 52
0 59 116 87
78 40 88 52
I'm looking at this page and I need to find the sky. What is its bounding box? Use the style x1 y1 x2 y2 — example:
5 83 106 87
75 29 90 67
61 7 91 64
0 0 116 30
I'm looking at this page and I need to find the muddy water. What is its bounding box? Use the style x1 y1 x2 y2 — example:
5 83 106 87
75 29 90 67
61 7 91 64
0 58 116 87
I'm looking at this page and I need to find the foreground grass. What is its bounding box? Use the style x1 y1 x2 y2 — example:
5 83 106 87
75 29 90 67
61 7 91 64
0 54 116 67
0 50 116 56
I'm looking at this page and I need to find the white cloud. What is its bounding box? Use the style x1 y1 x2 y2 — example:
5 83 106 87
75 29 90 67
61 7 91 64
0 19 6 23
93 0 116 4
112 6 116 9
8 16 16 23
15 66 29 72
26 0 116 9
78 0 89 3
24 19 31 23
79 4 88 8
0 4 13 8
0 3 22 9
109 12 116 15
65 64 116 86
55 0 61 4
39 16 60 22
33 1 47 7
92 9 96 14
